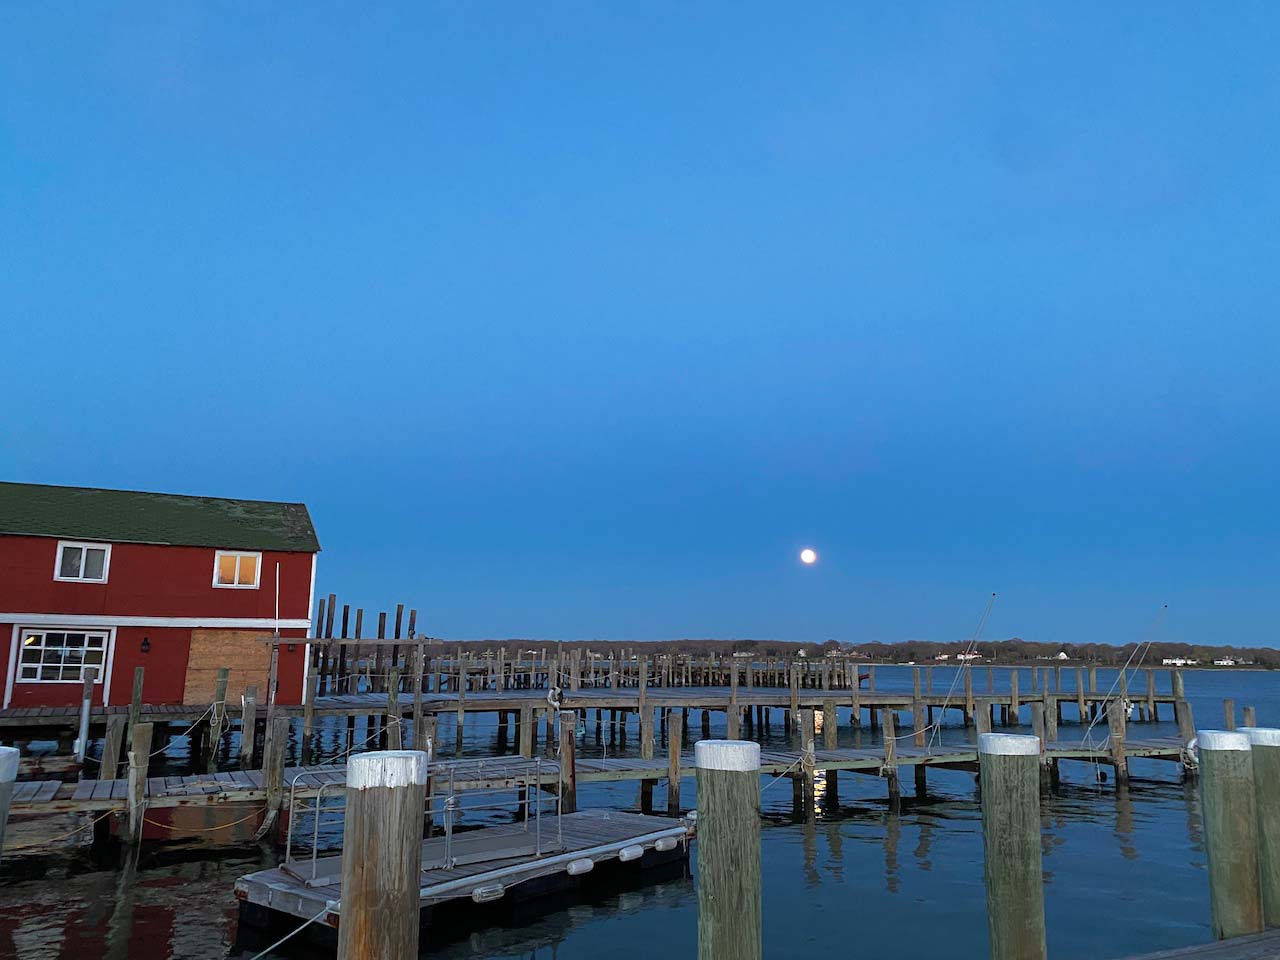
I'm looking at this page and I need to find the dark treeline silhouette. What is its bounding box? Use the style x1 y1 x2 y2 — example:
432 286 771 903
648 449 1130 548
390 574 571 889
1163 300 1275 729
431 637 1278 668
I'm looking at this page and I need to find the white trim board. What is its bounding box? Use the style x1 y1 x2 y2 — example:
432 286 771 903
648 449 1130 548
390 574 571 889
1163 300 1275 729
0 613 311 629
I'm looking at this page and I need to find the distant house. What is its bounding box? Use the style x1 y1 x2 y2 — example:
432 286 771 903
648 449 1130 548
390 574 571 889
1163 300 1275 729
956 652 980 662
934 653 951 661
0 482 319 710
1162 657 1198 667
1055 651 1069 660
1213 657 1237 667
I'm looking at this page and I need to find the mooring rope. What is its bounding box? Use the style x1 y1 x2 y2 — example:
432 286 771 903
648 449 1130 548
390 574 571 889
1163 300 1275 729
3 809 115 851
246 902 335 960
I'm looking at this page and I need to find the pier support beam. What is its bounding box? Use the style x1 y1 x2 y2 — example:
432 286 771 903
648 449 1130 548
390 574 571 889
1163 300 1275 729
1199 730 1263 939
695 740 762 960
337 751 429 960
978 733 1046 960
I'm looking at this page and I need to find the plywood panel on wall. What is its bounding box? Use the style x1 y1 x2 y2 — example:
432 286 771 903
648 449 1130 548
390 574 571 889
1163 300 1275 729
182 629 273 705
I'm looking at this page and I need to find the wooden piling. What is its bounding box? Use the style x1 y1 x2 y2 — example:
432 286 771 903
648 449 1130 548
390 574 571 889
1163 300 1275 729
800 708 816 816
558 709 577 813
728 659 740 739
75 667 98 765
386 667 402 749
128 667 144 741
302 662 320 766
881 708 899 804
1177 698 1198 775
101 715 126 780
1225 699 1237 731
823 698 839 798
239 685 257 770
255 716 290 841
519 704 534 758
668 709 683 814
205 666 229 773
976 698 992 734
964 667 974 725
978 733 1047 960
1107 699 1129 784
1198 730 1264 939
412 642 426 749
127 722 154 846
695 740 762 960
337 751 429 960
1242 728 1280 928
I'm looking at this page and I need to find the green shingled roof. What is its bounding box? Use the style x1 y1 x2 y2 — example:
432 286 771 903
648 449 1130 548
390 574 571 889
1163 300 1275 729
0 482 320 552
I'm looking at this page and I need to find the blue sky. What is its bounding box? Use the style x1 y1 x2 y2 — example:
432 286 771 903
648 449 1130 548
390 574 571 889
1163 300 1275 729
2 5 1277 645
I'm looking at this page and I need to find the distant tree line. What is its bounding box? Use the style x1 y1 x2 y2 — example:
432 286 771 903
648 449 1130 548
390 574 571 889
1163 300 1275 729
434 636 1278 667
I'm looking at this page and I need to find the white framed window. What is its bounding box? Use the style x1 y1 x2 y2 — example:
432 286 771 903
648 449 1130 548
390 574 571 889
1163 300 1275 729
213 550 261 589
17 628 109 683
54 541 112 583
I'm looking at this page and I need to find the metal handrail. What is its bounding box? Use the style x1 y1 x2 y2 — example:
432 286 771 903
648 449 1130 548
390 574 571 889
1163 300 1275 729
283 753 562 880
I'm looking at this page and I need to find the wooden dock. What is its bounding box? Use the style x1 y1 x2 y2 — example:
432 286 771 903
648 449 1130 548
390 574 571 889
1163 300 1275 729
1122 930 1280 959
5 737 1187 822
234 809 692 928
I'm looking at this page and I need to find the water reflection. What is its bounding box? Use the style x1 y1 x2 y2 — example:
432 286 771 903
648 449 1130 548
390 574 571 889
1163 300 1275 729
5 667 1274 959
0 768 1218 960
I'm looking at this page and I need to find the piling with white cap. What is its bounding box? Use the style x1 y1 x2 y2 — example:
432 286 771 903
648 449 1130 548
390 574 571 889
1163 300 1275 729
338 750 430 960
1198 730 1264 939
694 740 761 960
978 733 1046 960
1242 727 1280 927
0 746 18 861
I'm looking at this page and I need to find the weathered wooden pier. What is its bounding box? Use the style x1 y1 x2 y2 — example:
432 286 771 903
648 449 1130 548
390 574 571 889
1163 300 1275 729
0 616 1220 854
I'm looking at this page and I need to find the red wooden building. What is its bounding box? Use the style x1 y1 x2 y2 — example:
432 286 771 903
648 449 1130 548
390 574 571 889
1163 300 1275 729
0 482 319 710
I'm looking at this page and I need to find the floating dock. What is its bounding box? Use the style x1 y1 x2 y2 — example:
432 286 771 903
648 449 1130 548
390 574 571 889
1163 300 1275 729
234 809 691 929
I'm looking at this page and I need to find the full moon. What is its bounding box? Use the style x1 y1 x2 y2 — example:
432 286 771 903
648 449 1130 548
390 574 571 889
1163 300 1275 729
800 548 818 565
